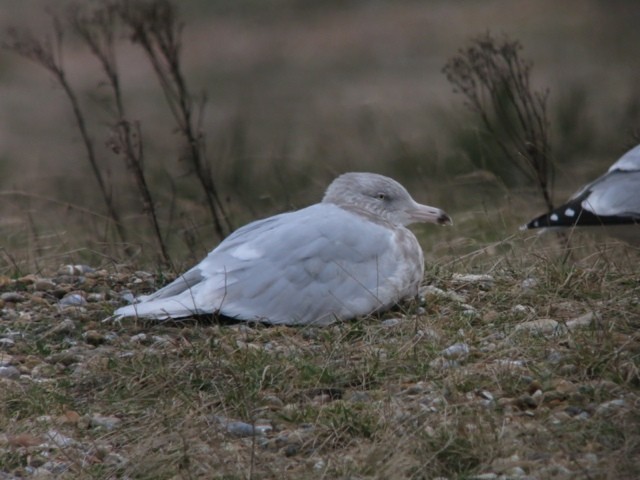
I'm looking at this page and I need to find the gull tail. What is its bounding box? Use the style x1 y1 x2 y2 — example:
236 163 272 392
523 198 639 230
113 296 207 320
111 267 221 320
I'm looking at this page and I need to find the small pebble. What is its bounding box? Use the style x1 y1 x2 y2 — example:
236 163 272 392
90 414 122 431
348 391 371 403
284 443 300 456
553 379 577 394
46 351 81 366
526 380 542 394
86 293 106 302
451 273 494 287
416 328 441 341
506 466 526 477
1 292 26 303
515 394 538 410
44 319 76 337
566 312 594 330
151 335 172 346
0 365 20 379
83 330 106 346
419 285 466 303
429 357 459 369
596 398 626 416
546 351 565 364
564 405 585 417
104 332 119 342
511 304 534 314
0 353 14 366
581 453 598 466
478 390 494 401
313 459 326 471
130 333 148 344
577 411 590 421
58 264 95 275
381 318 401 327
0 338 16 348
227 422 272 437
263 395 284 408
44 429 76 448
441 342 470 359
59 293 87 307
461 304 478 317
34 279 56 291
216 417 272 437
104 452 128 467
494 359 526 368
514 318 561 334
32 463 68 477
401 383 427 395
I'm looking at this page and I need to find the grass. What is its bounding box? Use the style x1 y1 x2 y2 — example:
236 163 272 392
1 239 639 478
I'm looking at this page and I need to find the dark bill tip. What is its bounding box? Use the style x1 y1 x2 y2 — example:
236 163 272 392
438 213 453 226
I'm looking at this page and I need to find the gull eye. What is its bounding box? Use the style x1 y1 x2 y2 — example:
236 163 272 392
376 193 386 200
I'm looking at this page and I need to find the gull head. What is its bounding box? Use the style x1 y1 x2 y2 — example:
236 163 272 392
322 172 452 227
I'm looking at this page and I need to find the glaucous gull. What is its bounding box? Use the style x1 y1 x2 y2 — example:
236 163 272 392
114 172 452 325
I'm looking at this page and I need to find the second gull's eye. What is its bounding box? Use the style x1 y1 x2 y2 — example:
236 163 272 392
377 193 386 200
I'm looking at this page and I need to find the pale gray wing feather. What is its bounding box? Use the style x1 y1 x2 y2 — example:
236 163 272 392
607 144 640 172
137 213 286 302
580 171 640 217
572 145 640 200
195 203 422 324
141 269 204 302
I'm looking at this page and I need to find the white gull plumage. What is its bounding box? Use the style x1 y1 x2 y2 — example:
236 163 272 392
113 172 452 325
522 144 640 240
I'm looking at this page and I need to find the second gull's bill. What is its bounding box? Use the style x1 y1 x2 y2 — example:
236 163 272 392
114 172 452 325
522 144 640 243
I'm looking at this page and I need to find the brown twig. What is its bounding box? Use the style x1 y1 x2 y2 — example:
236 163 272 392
117 0 232 239
69 3 172 267
2 22 129 248
443 33 555 212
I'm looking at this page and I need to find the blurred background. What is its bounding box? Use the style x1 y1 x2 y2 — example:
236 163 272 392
1 0 640 272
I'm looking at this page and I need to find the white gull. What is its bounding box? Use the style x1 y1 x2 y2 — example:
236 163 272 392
114 172 452 325
522 144 640 242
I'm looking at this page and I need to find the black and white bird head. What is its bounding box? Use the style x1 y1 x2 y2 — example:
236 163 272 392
521 144 640 241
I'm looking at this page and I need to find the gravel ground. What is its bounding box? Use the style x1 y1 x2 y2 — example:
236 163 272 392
1 262 639 479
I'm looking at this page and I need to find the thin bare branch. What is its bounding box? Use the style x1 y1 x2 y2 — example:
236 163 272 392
3 23 129 247
117 0 232 239
443 33 554 211
69 2 172 267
